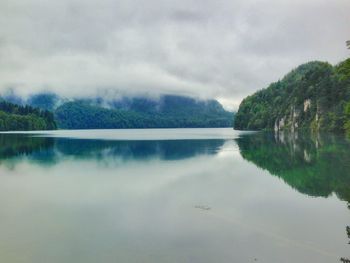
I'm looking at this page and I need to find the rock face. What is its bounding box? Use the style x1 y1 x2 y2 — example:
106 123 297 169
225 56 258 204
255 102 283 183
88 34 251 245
304 99 311 112
257 97 322 133
275 117 285 132
274 105 301 132
234 58 350 133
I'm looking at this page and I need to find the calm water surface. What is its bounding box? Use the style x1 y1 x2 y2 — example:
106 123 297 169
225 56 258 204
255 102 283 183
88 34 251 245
0 128 349 262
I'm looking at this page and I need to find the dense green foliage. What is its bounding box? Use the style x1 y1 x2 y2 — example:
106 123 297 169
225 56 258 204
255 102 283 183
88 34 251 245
0 100 56 131
234 58 350 133
2 93 234 129
55 95 233 129
237 132 350 202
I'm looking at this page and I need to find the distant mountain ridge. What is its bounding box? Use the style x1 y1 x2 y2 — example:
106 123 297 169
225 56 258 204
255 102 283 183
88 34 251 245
1 91 62 111
1 92 234 129
234 58 350 134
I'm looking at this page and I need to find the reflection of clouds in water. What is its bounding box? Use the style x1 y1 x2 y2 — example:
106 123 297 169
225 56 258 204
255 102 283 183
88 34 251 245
0 130 349 262
0 150 235 194
216 140 241 159
24 128 242 140
0 136 233 170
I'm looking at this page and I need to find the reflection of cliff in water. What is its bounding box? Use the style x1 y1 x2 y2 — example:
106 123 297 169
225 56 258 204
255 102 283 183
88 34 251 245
236 132 350 202
0 134 226 165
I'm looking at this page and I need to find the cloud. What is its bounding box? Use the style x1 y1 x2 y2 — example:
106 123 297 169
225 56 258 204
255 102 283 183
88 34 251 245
0 0 349 110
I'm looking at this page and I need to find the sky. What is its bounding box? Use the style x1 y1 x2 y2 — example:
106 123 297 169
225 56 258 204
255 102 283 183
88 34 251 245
0 0 349 110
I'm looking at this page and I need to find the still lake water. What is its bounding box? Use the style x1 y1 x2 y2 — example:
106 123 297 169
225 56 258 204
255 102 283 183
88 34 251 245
0 128 349 262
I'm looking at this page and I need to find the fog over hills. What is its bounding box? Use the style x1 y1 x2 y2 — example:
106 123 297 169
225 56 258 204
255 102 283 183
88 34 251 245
0 90 233 129
0 0 349 110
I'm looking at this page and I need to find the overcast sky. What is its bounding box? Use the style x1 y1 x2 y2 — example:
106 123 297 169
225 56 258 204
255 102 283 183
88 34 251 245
0 0 349 110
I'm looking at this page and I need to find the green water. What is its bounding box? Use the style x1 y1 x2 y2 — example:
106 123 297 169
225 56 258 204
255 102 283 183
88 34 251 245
0 128 349 262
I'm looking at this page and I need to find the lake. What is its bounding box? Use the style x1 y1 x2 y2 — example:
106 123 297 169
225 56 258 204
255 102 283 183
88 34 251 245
0 128 349 262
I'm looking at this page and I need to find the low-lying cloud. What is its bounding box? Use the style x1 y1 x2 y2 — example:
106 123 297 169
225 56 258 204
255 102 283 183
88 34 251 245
0 0 349 110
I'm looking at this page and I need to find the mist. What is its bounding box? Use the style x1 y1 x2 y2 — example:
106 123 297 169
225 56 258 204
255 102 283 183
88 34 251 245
0 0 349 110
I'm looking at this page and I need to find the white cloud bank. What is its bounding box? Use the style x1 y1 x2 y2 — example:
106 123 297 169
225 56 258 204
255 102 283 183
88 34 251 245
0 0 349 110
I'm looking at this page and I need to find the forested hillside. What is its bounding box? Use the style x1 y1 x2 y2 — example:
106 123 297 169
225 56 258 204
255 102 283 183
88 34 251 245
1 93 234 129
55 95 233 129
234 58 350 134
0 100 57 131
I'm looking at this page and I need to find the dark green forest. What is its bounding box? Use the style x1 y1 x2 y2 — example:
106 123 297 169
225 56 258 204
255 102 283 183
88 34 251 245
0 94 233 130
234 58 350 134
54 95 233 129
0 100 57 131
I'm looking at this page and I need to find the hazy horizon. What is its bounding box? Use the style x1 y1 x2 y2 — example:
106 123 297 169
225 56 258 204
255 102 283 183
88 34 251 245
1 0 349 110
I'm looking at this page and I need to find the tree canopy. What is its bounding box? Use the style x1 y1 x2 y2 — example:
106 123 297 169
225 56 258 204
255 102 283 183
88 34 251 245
0 100 57 131
234 58 350 134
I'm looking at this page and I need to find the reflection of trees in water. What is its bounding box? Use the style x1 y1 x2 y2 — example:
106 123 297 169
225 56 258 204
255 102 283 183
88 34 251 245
0 134 54 161
341 202 350 263
0 135 225 165
55 139 224 161
340 209 350 262
341 256 350 262
236 132 350 262
236 132 350 202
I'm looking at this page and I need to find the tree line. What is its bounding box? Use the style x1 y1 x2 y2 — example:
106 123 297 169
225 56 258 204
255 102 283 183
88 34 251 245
234 58 350 135
0 100 57 131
